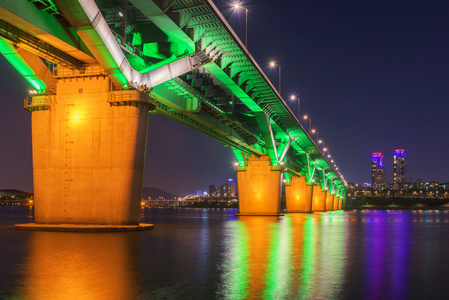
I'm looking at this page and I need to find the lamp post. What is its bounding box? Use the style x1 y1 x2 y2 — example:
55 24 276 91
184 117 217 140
311 129 318 142
303 115 311 133
318 140 326 153
269 61 281 94
233 4 248 48
290 95 300 120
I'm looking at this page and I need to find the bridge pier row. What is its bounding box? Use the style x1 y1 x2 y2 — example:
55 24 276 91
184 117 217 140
17 72 153 230
285 175 313 213
312 185 327 212
235 156 283 216
325 191 334 211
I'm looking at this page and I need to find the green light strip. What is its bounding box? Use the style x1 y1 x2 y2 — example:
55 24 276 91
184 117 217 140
0 39 46 92
284 173 291 184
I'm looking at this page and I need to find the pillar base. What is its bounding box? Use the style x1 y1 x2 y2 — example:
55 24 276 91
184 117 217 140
14 223 153 232
285 211 313 214
235 214 284 217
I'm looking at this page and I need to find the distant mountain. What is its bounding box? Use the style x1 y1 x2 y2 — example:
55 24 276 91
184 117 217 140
142 187 180 200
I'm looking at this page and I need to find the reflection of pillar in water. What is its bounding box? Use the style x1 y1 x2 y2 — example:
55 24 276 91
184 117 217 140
245 217 277 296
288 214 307 296
16 232 140 299
219 221 250 299
297 215 318 297
263 216 292 299
314 212 346 298
219 217 279 298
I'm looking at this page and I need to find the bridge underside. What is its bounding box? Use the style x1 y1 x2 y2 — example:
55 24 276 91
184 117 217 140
0 0 346 225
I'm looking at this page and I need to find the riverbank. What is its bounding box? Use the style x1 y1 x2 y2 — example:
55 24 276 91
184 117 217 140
350 197 449 210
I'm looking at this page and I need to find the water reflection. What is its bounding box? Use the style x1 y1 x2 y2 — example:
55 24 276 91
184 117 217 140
4 209 449 299
219 214 347 299
15 232 140 299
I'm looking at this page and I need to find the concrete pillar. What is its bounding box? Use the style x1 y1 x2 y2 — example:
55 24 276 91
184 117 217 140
338 197 343 210
285 175 313 213
333 195 339 210
31 68 149 225
311 185 326 212
324 190 333 211
236 155 282 215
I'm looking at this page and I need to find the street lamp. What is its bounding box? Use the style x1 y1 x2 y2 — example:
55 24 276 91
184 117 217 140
311 129 318 142
318 139 326 152
303 115 311 132
233 3 249 48
269 61 281 94
290 95 300 119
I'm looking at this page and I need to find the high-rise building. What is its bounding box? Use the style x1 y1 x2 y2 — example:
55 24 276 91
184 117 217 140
393 149 407 184
371 152 385 189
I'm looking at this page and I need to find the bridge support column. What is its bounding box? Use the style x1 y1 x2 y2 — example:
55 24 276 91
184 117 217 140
312 185 327 212
236 156 282 216
332 195 339 210
285 175 313 213
338 197 343 210
325 190 334 211
19 69 152 229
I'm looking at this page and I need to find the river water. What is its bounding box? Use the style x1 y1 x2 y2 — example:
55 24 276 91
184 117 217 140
1 207 449 299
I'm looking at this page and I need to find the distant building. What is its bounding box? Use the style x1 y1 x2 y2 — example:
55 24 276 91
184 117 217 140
209 184 216 197
371 152 385 189
393 149 407 185
225 179 237 197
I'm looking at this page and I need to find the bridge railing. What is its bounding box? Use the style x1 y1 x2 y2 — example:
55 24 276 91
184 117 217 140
108 89 156 108
24 95 52 112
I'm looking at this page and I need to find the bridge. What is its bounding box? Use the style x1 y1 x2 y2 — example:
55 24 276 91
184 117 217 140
0 0 346 228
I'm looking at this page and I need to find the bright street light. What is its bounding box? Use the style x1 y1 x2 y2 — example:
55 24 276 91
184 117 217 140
232 2 249 48
311 129 318 142
303 114 311 132
290 95 300 119
269 61 281 94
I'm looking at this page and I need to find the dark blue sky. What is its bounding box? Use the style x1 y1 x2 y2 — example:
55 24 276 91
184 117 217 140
1 0 449 195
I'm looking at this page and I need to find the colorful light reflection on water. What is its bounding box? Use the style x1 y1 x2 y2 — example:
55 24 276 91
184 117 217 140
2 208 449 299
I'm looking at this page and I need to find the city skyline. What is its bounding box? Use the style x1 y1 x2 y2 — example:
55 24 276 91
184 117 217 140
1 0 449 195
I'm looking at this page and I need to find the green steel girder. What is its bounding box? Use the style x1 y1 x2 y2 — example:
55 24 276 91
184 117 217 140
153 100 263 157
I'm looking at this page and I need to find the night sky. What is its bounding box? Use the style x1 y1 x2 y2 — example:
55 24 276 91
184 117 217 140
1 0 449 195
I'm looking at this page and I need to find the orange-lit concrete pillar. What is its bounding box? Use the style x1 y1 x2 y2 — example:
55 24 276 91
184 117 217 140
285 175 313 213
311 185 326 212
338 197 343 210
333 195 339 210
325 190 333 211
31 67 149 225
236 155 282 215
